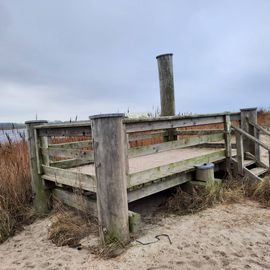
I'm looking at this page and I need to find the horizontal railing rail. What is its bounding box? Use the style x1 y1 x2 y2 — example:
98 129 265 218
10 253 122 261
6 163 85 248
232 125 270 151
248 120 270 137
128 132 224 158
124 112 240 133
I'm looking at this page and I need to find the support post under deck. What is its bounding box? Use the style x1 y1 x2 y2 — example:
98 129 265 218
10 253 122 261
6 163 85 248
90 113 130 245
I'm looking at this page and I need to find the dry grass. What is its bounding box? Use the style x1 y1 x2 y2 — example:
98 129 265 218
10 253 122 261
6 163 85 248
89 238 126 259
0 141 33 243
48 203 98 248
253 176 270 207
165 180 224 215
164 175 269 215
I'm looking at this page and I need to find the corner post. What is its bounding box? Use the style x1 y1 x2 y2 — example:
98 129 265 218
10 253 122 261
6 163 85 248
90 113 130 245
240 107 257 157
156 53 176 141
224 113 232 174
25 120 51 214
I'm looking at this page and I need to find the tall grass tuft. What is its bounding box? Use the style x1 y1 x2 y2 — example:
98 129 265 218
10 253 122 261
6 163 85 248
0 141 33 243
165 180 224 215
253 176 270 207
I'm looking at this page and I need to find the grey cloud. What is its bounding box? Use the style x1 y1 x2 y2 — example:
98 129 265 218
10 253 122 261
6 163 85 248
0 0 270 122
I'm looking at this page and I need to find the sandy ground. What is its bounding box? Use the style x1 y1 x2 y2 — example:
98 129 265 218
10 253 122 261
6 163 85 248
1 201 270 270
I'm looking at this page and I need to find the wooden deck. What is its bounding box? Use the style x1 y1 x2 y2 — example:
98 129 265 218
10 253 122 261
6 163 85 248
68 147 227 176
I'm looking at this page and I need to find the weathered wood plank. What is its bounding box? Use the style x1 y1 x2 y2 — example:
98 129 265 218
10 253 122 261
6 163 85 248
38 126 91 137
244 152 268 169
53 188 97 215
50 158 93 169
243 167 262 181
52 188 141 233
127 172 192 202
128 133 224 158
128 150 226 187
42 165 96 192
175 129 224 136
124 112 240 133
128 131 165 142
42 147 94 160
35 121 92 129
249 121 270 137
49 140 92 149
232 126 270 151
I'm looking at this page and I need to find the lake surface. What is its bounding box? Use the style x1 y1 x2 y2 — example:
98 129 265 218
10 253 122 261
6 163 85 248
0 128 27 143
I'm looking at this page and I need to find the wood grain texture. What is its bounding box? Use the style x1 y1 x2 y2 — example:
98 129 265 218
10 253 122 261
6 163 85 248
128 133 224 158
25 120 51 213
42 165 96 192
91 114 130 244
128 150 226 187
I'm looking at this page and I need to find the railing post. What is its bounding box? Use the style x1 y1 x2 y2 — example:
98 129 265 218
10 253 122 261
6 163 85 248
235 132 244 175
25 120 51 214
224 113 232 173
156 53 176 141
90 113 130 245
268 150 270 171
240 107 257 156
254 129 261 162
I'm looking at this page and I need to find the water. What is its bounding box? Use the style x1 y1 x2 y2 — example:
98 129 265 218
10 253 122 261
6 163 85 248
0 128 27 143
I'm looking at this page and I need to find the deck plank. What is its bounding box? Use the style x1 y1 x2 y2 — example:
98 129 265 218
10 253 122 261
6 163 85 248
68 147 225 175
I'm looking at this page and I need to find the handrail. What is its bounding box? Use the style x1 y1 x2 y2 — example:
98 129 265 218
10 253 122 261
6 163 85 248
232 125 270 151
125 112 240 133
248 121 270 137
124 111 240 124
33 111 241 131
34 121 91 129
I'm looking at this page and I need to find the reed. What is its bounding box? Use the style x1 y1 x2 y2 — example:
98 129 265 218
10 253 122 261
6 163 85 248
0 140 33 243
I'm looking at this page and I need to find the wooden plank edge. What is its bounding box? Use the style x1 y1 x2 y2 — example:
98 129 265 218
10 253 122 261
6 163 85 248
128 150 226 187
127 173 192 202
53 188 141 233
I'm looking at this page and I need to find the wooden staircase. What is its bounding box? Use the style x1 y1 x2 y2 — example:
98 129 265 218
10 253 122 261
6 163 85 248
231 123 270 181
232 155 268 181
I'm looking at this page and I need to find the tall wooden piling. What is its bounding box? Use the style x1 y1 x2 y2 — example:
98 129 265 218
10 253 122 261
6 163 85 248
240 108 257 156
25 120 51 214
90 114 130 245
156 53 175 117
156 53 176 141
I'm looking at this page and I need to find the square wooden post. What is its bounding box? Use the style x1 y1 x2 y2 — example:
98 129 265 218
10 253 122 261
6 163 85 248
235 132 244 175
90 113 130 245
25 120 51 214
240 107 257 156
224 113 232 174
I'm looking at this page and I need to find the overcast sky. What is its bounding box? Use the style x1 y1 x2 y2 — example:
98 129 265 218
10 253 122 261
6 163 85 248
1 1 270 122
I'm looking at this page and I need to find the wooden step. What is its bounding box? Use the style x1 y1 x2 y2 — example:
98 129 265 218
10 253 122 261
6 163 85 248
231 158 256 167
249 167 268 176
243 159 256 167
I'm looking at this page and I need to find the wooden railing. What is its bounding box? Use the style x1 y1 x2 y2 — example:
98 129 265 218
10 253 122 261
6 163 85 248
232 125 270 175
